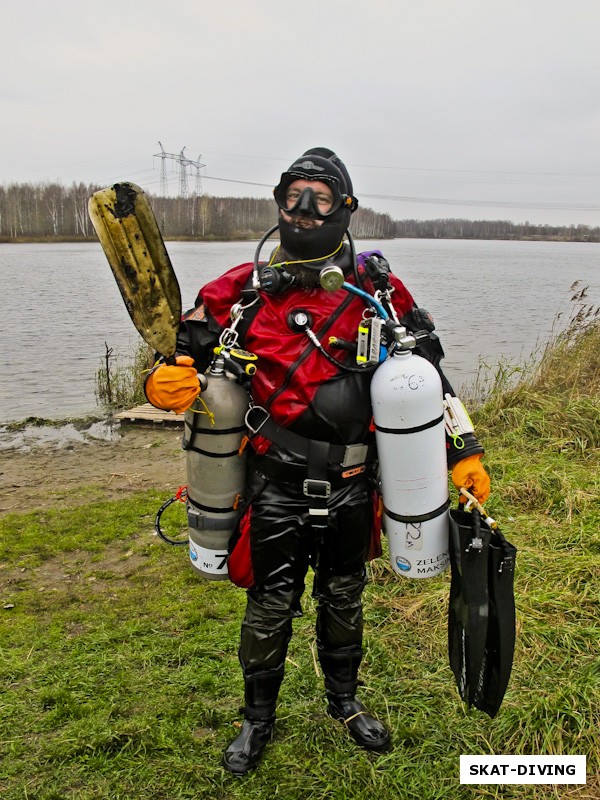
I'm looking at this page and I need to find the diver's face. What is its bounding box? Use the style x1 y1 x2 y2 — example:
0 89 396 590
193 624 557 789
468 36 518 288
280 179 334 229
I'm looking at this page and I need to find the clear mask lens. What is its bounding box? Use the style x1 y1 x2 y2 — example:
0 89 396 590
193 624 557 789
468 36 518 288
274 176 346 220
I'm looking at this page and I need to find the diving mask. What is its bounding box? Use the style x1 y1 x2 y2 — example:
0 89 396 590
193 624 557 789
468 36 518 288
274 177 355 221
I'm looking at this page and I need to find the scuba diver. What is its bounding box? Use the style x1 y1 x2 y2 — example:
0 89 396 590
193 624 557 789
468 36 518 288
144 147 491 775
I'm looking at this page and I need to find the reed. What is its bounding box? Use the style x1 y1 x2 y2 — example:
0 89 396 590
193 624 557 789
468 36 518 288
94 338 155 410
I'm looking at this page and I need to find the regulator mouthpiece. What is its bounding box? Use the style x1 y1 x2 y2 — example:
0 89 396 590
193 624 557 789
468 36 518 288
319 265 345 292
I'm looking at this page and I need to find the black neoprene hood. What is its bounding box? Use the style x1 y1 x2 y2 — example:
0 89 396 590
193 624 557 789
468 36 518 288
275 147 358 263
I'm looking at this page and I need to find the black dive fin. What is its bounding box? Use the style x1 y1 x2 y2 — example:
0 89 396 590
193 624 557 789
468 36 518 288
472 525 517 716
448 507 517 717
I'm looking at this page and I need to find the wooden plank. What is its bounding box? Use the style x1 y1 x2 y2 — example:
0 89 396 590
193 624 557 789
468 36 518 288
114 403 184 425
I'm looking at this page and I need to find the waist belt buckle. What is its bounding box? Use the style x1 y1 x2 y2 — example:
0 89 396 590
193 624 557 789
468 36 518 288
245 406 269 437
303 479 331 499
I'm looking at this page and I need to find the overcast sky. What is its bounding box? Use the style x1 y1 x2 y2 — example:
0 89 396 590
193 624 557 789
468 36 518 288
3 0 600 226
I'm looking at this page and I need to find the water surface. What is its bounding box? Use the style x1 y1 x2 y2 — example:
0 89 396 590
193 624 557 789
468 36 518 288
1 239 598 424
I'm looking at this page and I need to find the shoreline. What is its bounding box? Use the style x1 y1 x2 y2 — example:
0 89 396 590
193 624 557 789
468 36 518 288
0 420 186 517
2 234 600 244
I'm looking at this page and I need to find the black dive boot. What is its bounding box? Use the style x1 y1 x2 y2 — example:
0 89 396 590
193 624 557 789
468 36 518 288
319 647 391 752
223 668 283 776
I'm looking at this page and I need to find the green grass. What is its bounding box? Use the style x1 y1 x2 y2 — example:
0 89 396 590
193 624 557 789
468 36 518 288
1 319 599 799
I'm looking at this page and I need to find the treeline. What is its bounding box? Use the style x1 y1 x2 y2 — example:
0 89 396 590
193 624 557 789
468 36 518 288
0 182 95 239
0 182 399 241
392 218 600 241
1 181 599 242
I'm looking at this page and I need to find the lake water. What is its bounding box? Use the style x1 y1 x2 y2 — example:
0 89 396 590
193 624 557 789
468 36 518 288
1 238 599 425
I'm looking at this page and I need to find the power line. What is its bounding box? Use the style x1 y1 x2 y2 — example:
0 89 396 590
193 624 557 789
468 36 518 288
351 162 600 178
359 191 600 212
201 148 600 179
198 173 600 212
203 174 272 189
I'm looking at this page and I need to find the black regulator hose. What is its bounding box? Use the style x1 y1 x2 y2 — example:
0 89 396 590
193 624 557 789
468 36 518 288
253 224 280 282
346 229 364 290
155 489 189 546
253 225 362 292
310 338 381 374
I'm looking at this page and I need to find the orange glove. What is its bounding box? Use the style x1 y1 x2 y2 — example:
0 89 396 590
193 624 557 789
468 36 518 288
144 355 201 414
451 454 491 504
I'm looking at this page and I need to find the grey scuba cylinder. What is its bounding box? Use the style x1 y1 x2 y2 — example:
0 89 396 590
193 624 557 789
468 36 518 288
184 356 249 580
370 347 450 579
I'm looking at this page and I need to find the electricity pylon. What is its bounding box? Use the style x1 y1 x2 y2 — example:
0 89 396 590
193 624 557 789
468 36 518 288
153 142 205 197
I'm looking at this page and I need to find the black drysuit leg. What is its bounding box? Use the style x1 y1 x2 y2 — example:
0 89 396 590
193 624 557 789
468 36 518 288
238 475 371 677
234 472 389 752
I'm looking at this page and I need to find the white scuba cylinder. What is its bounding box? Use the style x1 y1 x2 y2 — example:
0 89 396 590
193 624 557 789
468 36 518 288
370 348 450 579
184 361 249 580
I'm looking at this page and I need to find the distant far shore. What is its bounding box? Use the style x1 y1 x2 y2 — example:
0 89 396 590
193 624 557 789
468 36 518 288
2 233 599 245
2 183 599 242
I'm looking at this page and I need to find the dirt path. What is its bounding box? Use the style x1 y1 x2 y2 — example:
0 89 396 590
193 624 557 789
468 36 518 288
0 423 187 516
